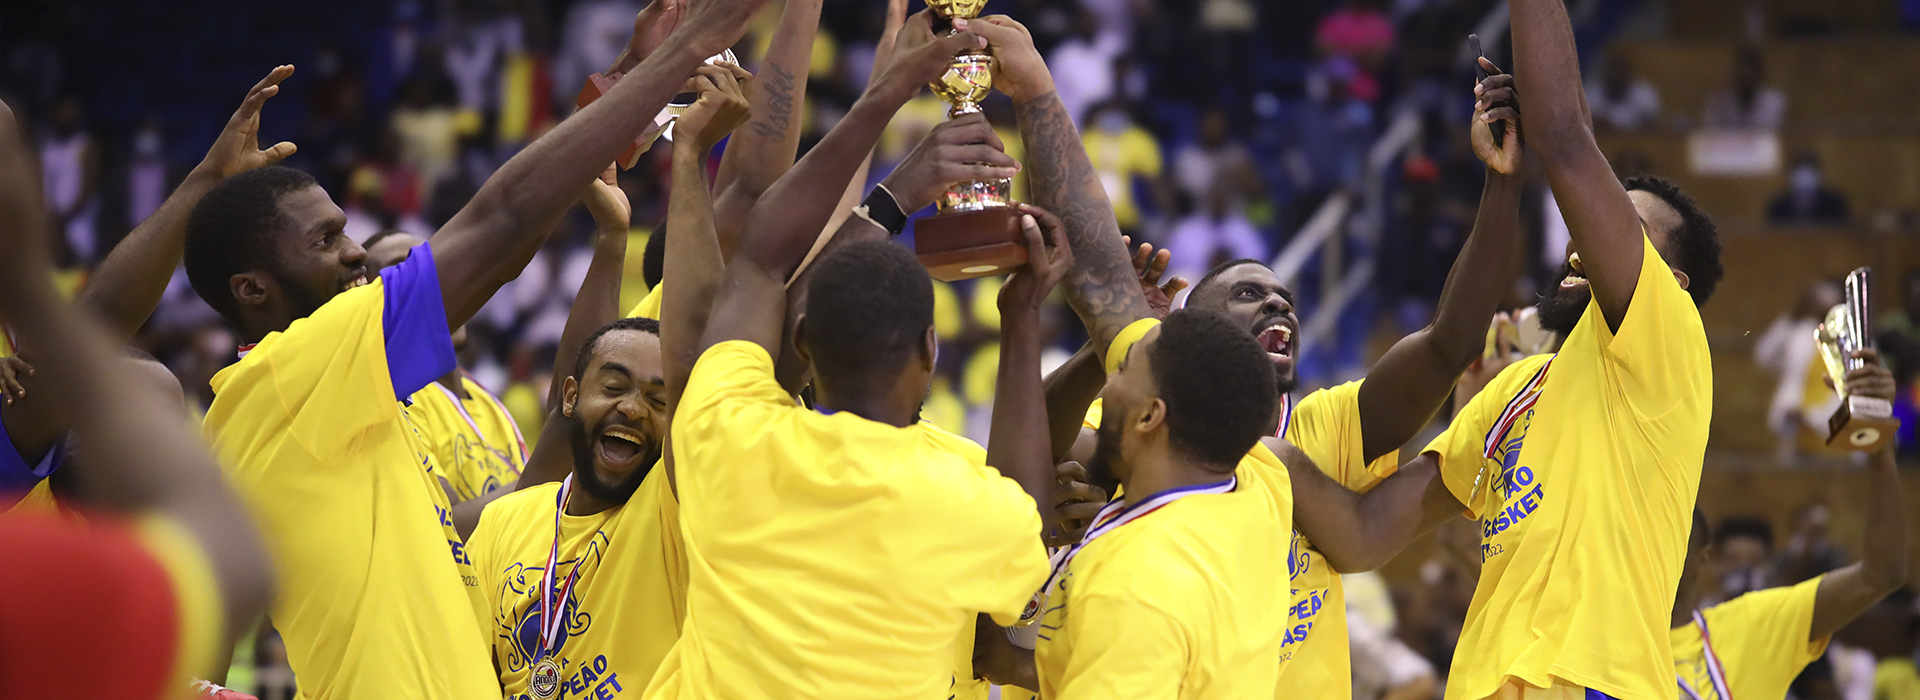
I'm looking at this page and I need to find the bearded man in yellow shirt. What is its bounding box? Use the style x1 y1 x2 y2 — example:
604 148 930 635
179 4 770 696
1285 2 1729 697
1670 355 1905 700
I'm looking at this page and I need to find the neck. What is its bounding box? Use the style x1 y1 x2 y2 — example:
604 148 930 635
437 371 468 398
1122 456 1232 507
564 482 620 517
1671 588 1700 628
813 382 917 428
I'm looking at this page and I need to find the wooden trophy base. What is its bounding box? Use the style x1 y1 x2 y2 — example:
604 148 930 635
1826 394 1899 451
915 207 1028 281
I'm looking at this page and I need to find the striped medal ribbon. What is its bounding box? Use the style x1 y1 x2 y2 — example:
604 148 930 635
1677 610 1733 700
529 475 584 700
1466 356 1554 508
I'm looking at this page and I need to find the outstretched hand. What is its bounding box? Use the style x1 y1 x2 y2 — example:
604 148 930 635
879 113 1021 213
870 10 988 101
1121 235 1188 318
960 16 1055 104
1047 460 1107 547
677 62 754 150
609 0 686 75
999 203 1074 313
1471 57 1522 175
199 65 298 180
582 164 632 233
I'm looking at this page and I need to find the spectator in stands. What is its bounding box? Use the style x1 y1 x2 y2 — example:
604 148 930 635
1284 57 1375 215
40 95 97 264
1315 0 1394 102
1755 279 1842 465
1586 53 1662 131
389 61 463 188
1769 152 1851 225
1703 45 1787 130
1165 190 1266 281
1777 502 1849 585
1047 9 1122 123
125 117 171 228
1713 516 1779 603
1081 98 1166 237
1171 107 1262 216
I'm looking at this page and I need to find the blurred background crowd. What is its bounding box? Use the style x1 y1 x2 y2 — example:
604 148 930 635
4 0 1920 698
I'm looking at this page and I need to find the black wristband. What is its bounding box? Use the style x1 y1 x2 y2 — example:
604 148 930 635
863 184 909 236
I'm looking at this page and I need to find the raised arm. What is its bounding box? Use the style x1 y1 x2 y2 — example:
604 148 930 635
1809 350 1908 641
1512 0 1645 331
432 0 767 330
1287 449 1467 573
1354 64 1524 462
708 0 825 257
0 102 271 644
1042 237 1184 462
989 207 1072 521
82 66 298 342
662 64 753 408
698 14 999 354
969 16 1153 366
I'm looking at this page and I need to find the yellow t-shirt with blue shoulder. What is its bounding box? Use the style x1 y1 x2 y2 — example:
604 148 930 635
1423 234 1711 700
409 375 527 502
202 244 495 700
643 341 1049 700
1035 441 1294 700
1670 575 1828 700
467 468 688 700
626 285 662 320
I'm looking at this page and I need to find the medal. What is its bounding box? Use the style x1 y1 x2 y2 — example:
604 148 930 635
525 476 585 700
529 657 562 700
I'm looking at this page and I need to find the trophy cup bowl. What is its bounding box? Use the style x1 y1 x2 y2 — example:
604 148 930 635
913 2 1027 282
1815 268 1899 451
575 49 738 169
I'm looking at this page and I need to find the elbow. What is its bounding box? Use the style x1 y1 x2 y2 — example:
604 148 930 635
1864 560 1910 597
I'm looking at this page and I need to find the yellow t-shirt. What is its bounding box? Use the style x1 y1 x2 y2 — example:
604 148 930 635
1670 576 1829 700
203 256 495 699
468 470 688 700
409 375 527 502
1422 235 1712 700
1082 126 1163 229
1078 381 1397 700
626 285 663 320
643 341 1049 700
1035 442 1294 700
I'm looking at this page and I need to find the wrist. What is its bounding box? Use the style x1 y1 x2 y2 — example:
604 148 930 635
1009 82 1058 108
184 163 225 186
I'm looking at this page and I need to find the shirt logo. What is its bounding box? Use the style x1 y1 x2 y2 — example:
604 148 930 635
495 532 609 673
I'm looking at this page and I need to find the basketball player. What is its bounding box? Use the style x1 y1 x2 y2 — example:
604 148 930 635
1282 2 1728 697
1034 308 1308 698
1 66 297 512
1671 354 1904 700
0 96 272 700
178 3 769 696
639 12 1057 699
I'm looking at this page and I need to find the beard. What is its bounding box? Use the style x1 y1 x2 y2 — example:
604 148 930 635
561 412 661 506
1534 261 1589 336
277 273 334 322
1084 411 1125 495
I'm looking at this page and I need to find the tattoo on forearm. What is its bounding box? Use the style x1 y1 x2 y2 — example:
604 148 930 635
1014 91 1146 349
750 63 798 139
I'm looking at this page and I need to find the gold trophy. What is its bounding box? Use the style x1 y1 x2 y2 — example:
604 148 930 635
1815 267 1899 451
914 0 1028 282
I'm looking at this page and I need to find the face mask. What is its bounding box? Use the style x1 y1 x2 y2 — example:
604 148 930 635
1790 166 1820 194
1096 111 1130 134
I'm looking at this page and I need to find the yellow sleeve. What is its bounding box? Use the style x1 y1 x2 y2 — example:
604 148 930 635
1588 234 1711 418
1052 593 1187 700
1291 382 1398 491
1711 576 1830 694
135 516 224 687
679 341 791 424
1421 356 1551 518
270 284 402 453
627 284 663 319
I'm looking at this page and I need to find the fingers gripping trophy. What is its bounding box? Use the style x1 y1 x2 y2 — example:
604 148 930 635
915 0 1029 281
1816 267 1900 450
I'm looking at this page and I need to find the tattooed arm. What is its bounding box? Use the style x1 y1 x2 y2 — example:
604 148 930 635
967 16 1151 367
708 0 823 260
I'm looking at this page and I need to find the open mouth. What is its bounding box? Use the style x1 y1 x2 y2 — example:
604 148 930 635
1559 274 1589 290
596 426 649 466
1255 321 1295 363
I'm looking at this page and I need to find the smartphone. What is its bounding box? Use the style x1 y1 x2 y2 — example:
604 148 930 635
1469 33 1505 147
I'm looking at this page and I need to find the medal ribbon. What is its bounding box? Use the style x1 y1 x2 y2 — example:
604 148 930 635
1030 476 1238 609
535 475 585 663
1272 393 1293 439
1677 610 1733 700
432 373 528 463
235 343 257 360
